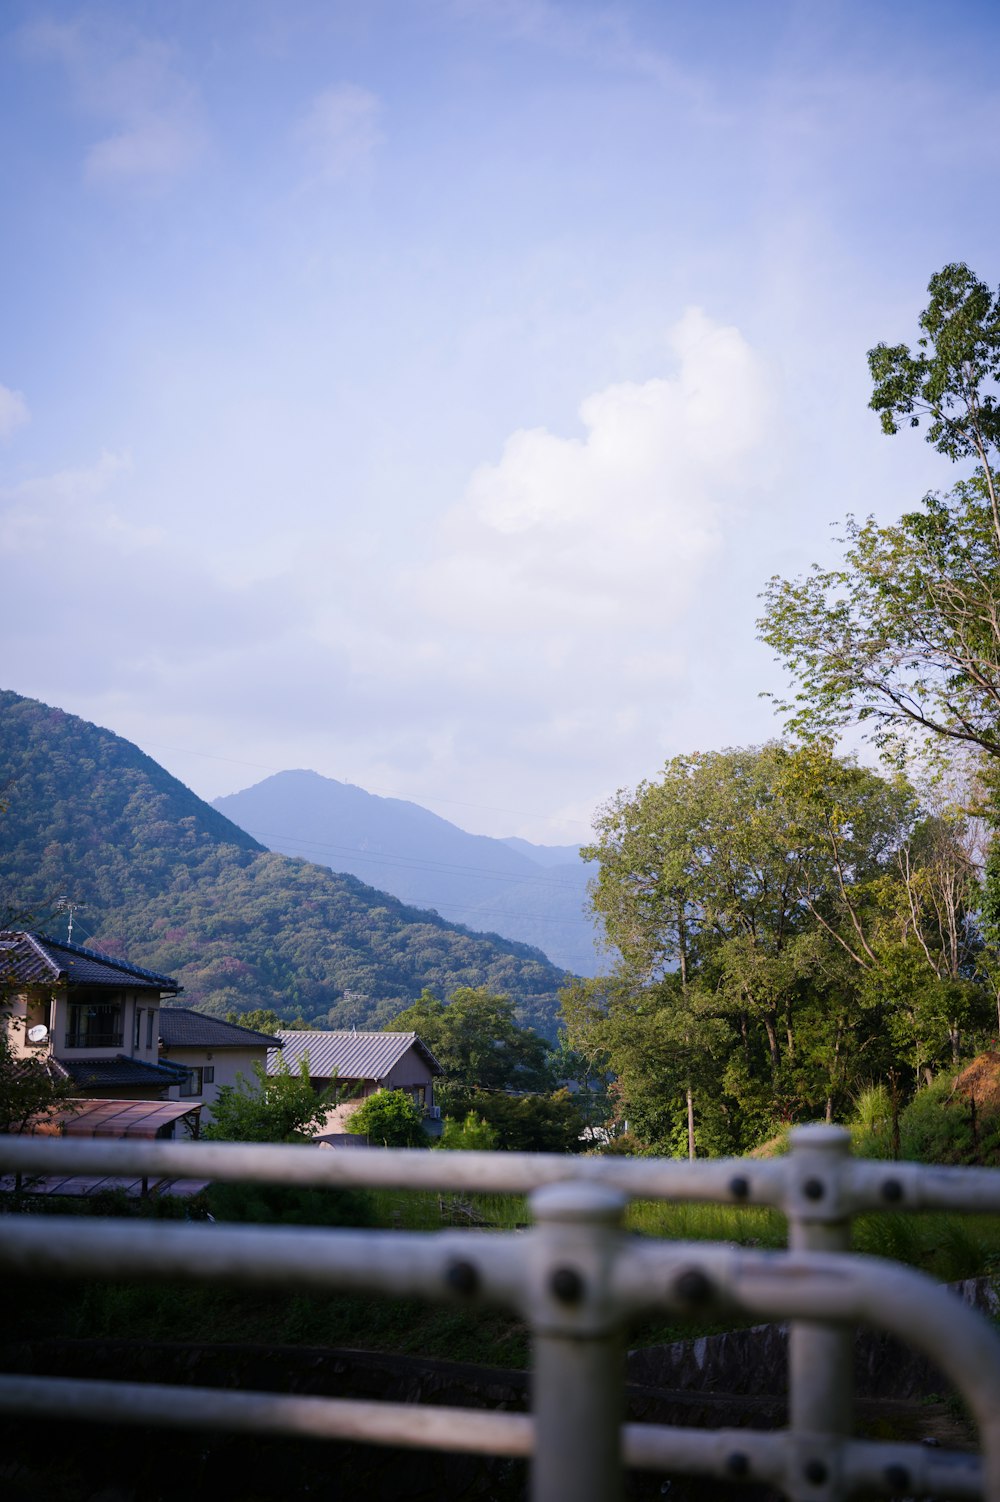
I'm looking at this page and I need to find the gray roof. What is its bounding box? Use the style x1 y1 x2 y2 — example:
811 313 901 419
0 931 180 993
56 1055 188 1089
159 1008 281 1050
270 1030 442 1082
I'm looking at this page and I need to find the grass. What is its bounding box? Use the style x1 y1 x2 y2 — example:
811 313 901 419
853 1211 1000 1282
6 1180 1000 1372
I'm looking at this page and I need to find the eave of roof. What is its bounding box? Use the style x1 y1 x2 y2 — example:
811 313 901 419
158 1007 282 1050
0 931 181 992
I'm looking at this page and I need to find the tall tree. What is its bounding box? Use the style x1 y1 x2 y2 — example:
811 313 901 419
582 744 930 1144
759 264 1000 762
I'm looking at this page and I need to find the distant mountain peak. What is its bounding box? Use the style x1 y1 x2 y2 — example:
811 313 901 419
213 769 599 976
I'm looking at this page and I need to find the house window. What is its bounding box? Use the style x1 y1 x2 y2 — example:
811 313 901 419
146 1010 155 1049
179 1066 214 1097
134 1008 143 1050
66 996 123 1049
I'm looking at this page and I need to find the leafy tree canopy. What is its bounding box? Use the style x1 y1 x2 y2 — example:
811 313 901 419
574 743 990 1154
225 1007 282 1035
760 264 1000 761
385 986 553 1094
202 1056 336 1143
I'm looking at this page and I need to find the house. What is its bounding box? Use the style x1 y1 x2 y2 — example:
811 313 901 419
0 930 203 1155
269 1030 443 1138
158 1008 282 1123
0 930 188 1103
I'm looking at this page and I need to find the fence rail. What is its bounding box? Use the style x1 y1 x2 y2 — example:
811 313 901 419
1 1124 999 1501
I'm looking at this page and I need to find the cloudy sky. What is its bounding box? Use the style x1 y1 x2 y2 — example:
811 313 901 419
3 0 998 843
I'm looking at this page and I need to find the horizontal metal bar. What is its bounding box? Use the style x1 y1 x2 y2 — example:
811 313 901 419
0 1213 526 1308
6 1134 1000 1219
0 1135 787 1204
848 1158 1000 1216
0 1375 532 1456
0 1375 981 1498
616 1239 1000 1493
622 1426 983 1498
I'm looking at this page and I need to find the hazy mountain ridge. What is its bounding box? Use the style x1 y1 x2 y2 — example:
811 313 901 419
0 691 569 1035
212 769 600 975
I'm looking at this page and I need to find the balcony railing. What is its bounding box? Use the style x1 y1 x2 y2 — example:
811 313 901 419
1 1125 999 1501
63 1030 124 1049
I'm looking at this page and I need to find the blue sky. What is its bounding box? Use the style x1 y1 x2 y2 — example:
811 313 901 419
3 0 999 841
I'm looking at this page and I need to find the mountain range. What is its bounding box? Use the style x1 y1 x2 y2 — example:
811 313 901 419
213 770 600 976
0 690 571 1036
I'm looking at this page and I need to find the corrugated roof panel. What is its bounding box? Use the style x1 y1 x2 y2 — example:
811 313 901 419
270 1030 442 1082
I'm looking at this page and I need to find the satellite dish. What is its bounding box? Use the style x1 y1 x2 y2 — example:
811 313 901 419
27 1024 49 1043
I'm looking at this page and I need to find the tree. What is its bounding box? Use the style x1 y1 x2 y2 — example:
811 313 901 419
345 1088 425 1147
581 744 938 1144
225 1007 281 1034
202 1055 337 1143
760 264 1000 762
385 986 552 1097
0 1032 76 1135
440 1086 586 1153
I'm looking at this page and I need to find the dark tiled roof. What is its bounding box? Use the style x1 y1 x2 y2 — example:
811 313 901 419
159 1008 281 1050
0 932 180 993
59 1055 187 1089
271 1030 442 1082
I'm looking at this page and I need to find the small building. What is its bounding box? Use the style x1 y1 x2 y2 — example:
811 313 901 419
158 1008 282 1123
0 930 186 1100
269 1030 443 1138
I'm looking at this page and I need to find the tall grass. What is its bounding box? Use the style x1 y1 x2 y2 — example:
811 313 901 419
626 1199 786 1248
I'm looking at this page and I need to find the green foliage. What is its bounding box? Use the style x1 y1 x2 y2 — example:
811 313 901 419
0 690 568 1034
225 1007 281 1034
436 1111 499 1150
0 1011 77 1134
206 1179 373 1227
346 1088 426 1147
761 264 1000 761
386 986 553 1094
893 1073 1000 1166
574 738 994 1153
442 1086 586 1152
848 1083 896 1160
203 1056 336 1143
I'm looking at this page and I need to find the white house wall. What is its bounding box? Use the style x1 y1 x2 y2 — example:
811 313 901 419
164 1046 271 1124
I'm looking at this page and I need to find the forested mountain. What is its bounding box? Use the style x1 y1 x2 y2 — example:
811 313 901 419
0 691 568 1034
213 770 600 975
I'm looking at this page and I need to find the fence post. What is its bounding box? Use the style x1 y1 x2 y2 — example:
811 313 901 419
786 1124 854 1500
528 1182 628 1502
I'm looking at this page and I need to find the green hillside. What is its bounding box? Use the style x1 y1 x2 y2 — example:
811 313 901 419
0 691 568 1033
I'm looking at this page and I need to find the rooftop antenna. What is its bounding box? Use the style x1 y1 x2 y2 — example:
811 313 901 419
56 897 77 943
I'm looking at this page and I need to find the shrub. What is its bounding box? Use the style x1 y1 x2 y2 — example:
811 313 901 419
206 1180 373 1227
346 1088 426 1147
435 1111 499 1151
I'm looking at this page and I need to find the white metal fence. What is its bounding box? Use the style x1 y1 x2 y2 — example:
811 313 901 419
1 1124 999 1500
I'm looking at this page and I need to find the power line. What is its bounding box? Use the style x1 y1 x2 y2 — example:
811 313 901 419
234 825 591 893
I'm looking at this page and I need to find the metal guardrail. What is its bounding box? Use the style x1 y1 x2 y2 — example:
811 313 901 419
1 1124 999 1501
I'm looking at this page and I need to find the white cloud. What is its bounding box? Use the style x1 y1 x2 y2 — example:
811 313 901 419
22 20 206 189
417 308 771 634
85 114 204 188
0 385 29 440
295 84 382 182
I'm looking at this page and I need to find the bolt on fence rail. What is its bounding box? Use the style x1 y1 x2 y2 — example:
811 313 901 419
1 1124 999 1501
